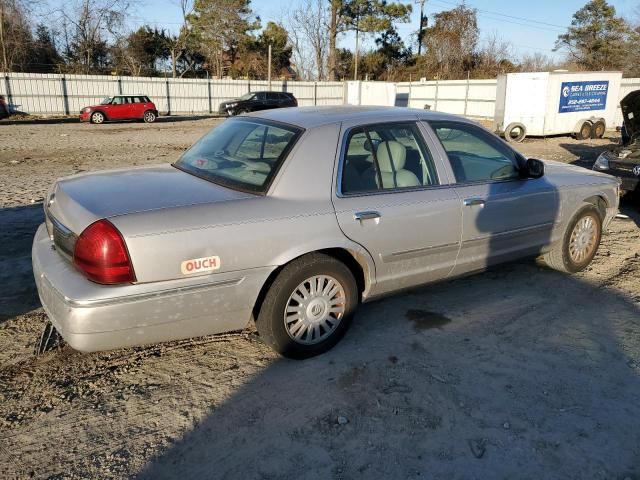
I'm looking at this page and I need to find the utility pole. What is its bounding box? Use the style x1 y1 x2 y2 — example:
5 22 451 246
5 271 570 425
354 27 359 81
267 44 272 90
417 0 427 56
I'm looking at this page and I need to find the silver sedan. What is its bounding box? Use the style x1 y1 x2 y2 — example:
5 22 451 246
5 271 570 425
32 107 619 358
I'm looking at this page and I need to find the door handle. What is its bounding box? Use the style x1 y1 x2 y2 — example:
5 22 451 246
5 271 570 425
354 211 381 222
463 198 485 207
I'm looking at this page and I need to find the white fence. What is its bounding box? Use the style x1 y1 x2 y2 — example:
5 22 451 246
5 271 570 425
398 77 639 126
0 73 345 115
397 79 498 119
1 72 638 126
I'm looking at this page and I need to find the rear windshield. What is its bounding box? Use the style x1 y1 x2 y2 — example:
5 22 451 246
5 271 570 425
174 118 303 194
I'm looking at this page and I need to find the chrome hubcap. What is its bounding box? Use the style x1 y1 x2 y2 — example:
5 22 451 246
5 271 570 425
94 113 103 123
284 275 346 345
569 215 597 263
145 112 154 121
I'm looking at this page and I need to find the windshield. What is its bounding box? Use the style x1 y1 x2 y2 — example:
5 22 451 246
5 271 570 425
174 118 303 194
238 92 254 101
100 97 112 105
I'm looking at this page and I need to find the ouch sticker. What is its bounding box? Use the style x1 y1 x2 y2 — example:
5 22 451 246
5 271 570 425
181 256 221 275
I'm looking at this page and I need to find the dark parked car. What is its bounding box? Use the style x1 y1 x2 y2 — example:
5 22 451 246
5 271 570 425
593 90 640 197
80 95 158 124
0 94 9 119
218 91 297 116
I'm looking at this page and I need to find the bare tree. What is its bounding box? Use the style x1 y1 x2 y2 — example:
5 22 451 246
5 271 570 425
474 32 515 77
0 0 34 72
327 0 340 80
287 0 329 80
519 51 557 72
58 0 129 73
165 0 193 78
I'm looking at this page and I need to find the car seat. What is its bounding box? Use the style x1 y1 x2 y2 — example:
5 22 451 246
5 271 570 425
376 141 420 188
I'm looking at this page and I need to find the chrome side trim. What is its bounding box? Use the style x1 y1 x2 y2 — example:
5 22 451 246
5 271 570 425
463 222 554 245
42 275 244 308
383 241 460 262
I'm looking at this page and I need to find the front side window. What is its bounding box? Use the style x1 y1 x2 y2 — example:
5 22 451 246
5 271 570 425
341 123 438 195
429 121 522 183
175 118 303 193
112 96 124 105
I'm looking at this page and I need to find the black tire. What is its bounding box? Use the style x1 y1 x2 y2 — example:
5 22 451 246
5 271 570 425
90 111 105 124
575 121 593 140
543 203 602 273
504 122 526 143
256 253 358 359
237 107 250 115
591 120 605 139
143 110 156 123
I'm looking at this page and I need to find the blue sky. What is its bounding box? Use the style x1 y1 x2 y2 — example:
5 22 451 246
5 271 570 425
129 0 638 60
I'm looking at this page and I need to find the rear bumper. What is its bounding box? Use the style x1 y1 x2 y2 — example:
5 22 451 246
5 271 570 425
32 224 273 352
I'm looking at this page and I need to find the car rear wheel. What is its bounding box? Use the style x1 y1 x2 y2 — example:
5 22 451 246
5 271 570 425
504 122 526 143
575 121 593 140
543 204 602 273
591 120 606 139
256 253 358 359
90 111 105 124
143 110 156 123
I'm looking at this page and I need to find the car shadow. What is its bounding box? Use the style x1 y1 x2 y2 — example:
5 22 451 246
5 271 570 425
0 204 44 322
134 176 640 478
133 263 640 479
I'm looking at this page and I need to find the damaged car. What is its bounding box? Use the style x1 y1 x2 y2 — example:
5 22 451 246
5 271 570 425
593 90 640 197
33 106 619 359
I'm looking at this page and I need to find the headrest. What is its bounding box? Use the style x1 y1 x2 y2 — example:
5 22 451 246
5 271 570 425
376 141 406 172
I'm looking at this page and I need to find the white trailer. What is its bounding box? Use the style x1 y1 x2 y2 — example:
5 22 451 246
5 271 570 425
493 71 623 142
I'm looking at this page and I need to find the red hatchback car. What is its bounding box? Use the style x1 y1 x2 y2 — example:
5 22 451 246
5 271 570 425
80 95 158 124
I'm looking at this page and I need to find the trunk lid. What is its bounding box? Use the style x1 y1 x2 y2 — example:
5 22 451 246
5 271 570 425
620 90 640 144
46 164 252 236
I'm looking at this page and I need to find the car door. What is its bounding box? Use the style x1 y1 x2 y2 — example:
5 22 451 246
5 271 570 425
332 120 462 296
424 120 559 275
130 96 145 118
252 92 267 110
108 96 126 120
265 92 280 109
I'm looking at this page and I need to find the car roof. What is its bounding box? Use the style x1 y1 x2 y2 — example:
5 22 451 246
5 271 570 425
245 105 469 129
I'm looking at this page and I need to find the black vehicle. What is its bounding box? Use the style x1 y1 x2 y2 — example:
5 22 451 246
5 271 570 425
593 90 640 198
218 91 297 116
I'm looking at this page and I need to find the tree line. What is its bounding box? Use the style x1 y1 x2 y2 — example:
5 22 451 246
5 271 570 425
0 0 638 80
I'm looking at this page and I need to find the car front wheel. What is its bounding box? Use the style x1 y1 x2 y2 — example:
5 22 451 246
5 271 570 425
90 111 105 124
543 204 602 273
256 253 358 359
143 110 156 123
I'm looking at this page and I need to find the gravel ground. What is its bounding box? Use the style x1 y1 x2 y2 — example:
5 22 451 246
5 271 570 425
0 118 639 479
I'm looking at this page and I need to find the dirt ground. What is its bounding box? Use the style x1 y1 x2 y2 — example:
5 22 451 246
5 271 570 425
0 118 639 479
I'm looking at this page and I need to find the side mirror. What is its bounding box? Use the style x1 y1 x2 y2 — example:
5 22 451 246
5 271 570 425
523 158 544 179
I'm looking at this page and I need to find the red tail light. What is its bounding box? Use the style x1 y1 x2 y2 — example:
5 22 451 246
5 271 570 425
73 220 135 284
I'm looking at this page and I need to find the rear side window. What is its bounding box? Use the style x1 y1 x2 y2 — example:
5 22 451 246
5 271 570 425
341 123 438 195
175 118 303 194
429 121 522 183
267 92 278 100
